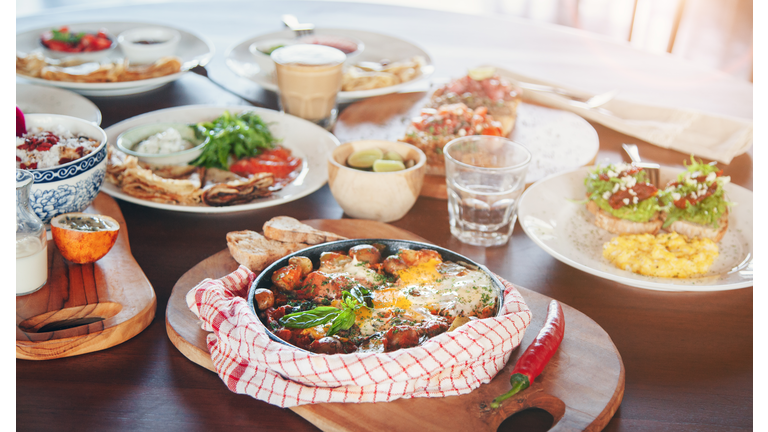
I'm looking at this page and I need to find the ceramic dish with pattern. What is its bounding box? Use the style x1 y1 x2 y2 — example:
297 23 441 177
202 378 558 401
517 165 753 291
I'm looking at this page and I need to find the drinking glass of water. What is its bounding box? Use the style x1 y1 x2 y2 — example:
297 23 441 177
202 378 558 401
444 136 532 247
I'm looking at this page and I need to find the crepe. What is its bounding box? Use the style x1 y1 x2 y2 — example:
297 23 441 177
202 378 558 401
341 56 426 92
120 57 182 82
16 53 182 83
41 61 123 83
120 166 204 205
105 146 139 185
15 53 47 78
202 172 275 206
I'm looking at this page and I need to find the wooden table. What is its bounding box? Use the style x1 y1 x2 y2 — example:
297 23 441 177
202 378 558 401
16 2 752 431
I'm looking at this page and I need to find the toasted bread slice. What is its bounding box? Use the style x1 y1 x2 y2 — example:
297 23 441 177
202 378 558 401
586 200 663 235
262 216 347 245
666 211 729 243
226 230 308 272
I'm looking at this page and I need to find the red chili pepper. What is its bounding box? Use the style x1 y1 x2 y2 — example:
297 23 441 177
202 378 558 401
490 299 565 409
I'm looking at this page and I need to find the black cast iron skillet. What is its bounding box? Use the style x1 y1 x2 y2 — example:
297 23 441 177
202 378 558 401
248 238 506 353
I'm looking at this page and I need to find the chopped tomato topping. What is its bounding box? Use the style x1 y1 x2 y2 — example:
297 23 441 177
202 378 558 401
608 183 658 209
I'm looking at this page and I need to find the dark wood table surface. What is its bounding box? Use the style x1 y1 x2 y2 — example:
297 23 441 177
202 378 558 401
16 2 753 431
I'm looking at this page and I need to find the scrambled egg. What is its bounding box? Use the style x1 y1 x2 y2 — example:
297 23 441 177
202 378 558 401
602 232 718 278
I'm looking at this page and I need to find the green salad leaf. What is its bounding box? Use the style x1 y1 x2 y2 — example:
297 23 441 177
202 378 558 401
659 156 731 228
584 164 661 222
190 111 278 170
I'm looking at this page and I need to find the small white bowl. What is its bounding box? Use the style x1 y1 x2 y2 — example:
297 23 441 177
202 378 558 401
21 114 108 225
117 27 181 64
116 122 207 166
328 140 426 222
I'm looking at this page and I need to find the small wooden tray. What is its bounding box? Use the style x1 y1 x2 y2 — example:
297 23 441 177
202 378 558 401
16 193 157 360
166 219 624 431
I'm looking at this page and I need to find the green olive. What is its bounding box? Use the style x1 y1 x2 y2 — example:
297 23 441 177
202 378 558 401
347 148 384 169
372 159 406 172
383 151 403 162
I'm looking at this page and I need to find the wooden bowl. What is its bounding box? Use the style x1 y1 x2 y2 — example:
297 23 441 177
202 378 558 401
328 140 426 222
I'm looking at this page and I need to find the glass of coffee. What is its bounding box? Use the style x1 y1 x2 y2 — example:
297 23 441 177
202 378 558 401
271 44 346 130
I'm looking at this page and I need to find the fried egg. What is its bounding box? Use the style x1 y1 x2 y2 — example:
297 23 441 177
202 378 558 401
330 257 497 337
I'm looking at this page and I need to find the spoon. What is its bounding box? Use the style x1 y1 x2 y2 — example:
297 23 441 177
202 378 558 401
622 143 661 188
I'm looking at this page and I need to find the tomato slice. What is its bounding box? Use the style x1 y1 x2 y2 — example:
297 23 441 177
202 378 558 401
229 147 302 179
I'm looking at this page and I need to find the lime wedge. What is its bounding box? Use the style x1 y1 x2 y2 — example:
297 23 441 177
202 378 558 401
468 67 496 81
347 148 384 169
383 151 404 162
372 159 406 172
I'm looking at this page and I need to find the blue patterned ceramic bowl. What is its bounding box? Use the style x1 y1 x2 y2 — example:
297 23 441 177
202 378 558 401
20 114 108 225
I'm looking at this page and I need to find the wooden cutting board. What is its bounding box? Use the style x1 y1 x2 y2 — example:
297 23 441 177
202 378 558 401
166 219 624 431
16 193 157 360
333 92 600 199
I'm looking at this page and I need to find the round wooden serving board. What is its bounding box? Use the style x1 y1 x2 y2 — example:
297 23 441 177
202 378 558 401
166 219 624 431
16 193 157 360
333 92 600 199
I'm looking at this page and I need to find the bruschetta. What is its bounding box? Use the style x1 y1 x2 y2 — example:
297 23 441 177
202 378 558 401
428 69 522 137
660 157 731 242
401 103 503 175
585 163 663 235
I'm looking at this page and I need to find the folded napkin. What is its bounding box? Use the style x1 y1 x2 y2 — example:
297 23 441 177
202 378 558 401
493 67 753 164
187 265 531 407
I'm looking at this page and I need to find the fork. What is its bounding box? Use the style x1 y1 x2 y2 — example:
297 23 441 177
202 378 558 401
622 143 661 188
517 82 618 109
282 14 315 38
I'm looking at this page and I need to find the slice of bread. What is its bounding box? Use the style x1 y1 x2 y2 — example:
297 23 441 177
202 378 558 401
263 216 347 245
666 211 729 243
586 200 663 235
226 230 309 272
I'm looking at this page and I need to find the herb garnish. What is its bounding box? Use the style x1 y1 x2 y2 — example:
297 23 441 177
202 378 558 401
191 111 278 170
278 286 373 336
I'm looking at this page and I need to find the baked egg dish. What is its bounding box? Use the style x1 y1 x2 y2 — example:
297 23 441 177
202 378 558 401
254 243 499 354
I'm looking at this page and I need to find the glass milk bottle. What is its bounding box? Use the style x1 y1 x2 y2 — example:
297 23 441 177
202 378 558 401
16 169 48 296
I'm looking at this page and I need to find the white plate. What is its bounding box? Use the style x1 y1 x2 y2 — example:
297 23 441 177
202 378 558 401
518 166 753 291
16 82 102 125
226 28 434 101
16 22 214 96
102 105 339 213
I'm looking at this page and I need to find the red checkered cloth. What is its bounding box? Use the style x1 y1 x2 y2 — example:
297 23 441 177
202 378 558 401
187 265 531 407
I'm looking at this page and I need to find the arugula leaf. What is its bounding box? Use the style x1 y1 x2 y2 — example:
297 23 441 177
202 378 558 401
190 111 278 170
